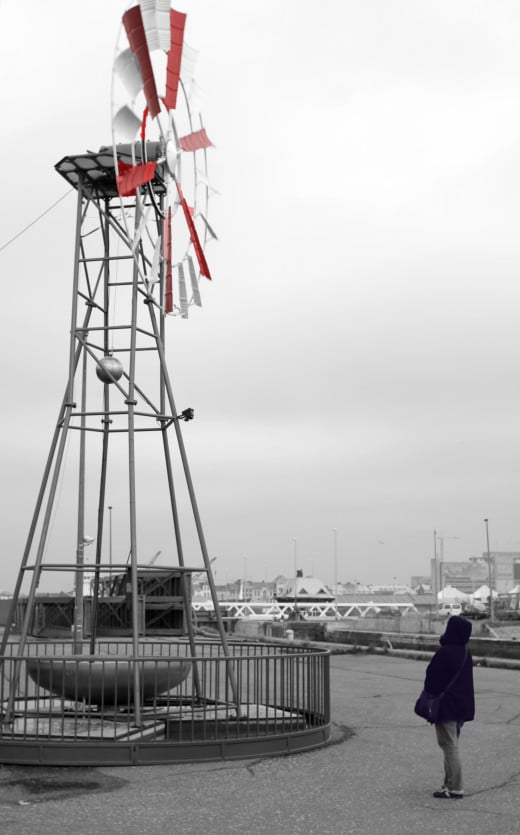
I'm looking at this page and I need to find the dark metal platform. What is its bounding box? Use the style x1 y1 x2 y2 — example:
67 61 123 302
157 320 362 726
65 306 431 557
55 142 166 198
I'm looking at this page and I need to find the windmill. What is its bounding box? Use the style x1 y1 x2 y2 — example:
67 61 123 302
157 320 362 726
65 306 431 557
111 0 215 318
0 0 236 723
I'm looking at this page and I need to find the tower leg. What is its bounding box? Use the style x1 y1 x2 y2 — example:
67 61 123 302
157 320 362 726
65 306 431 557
147 302 240 712
87 201 112 654
88 388 110 655
0 402 64 659
160 424 202 699
5 405 74 719
128 232 141 726
73 345 87 653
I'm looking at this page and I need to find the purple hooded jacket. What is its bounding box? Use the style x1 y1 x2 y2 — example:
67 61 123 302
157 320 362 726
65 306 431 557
423 615 475 723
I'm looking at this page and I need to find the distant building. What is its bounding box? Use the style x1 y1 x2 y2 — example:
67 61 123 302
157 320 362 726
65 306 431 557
431 553 520 596
494 553 520 594
240 580 276 601
410 575 431 590
193 578 276 602
276 576 334 604
360 583 412 595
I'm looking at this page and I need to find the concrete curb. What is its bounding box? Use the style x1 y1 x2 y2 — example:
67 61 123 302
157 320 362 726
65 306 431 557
268 635 520 670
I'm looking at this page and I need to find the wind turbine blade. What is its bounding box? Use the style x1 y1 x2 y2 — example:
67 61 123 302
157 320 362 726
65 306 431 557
198 213 218 241
116 159 157 197
196 168 221 196
114 49 143 99
123 4 161 118
178 262 189 318
179 128 213 152
113 106 142 142
180 42 198 83
187 255 202 306
139 0 171 51
164 9 186 110
148 236 162 288
176 182 212 280
183 77 204 110
132 199 152 252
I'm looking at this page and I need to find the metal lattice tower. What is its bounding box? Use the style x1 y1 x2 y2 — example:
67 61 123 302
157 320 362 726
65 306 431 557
0 146 237 722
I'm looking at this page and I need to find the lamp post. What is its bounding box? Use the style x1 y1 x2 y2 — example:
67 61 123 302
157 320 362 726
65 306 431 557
484 518 494 621
293 538 298 618
433 530 438 610
108 505 113 579
332 528 339 619
332 526 338 594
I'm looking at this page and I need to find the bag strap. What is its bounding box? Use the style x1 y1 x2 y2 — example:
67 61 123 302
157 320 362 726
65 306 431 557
439 649 468 697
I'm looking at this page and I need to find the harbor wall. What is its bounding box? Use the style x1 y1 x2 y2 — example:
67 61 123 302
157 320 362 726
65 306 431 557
234 618 520 661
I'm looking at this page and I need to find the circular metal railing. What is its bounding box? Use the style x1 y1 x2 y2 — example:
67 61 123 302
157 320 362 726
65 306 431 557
0 639 330 765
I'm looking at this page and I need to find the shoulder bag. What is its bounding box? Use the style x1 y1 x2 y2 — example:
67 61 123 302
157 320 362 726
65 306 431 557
414 650 468 724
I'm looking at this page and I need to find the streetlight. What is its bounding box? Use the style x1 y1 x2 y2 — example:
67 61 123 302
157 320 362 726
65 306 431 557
332 529 338 596
293 538 298 617
108 506 113 578
433 530 438 609
484 518 494 621
332 528 338 619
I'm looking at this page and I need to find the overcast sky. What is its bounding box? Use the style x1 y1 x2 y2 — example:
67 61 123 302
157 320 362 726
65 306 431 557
1 0 520 593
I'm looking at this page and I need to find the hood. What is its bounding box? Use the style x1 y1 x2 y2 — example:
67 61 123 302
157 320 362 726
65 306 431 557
439 615 472 646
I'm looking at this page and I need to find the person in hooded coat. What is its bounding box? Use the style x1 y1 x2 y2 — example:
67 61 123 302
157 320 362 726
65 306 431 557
422 615 475 799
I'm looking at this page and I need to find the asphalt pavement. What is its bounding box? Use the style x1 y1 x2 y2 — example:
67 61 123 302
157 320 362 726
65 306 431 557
0 653 519 835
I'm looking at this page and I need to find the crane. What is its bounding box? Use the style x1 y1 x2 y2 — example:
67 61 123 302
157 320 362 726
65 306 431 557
192 557 216 583
147 551 162 566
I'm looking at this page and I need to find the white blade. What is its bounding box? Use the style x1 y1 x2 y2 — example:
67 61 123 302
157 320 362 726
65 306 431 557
178 263 189 318
183 78 204 110
180 42 199 82
195 168 218 190
187 256 202 306
113 106 142 142
114 49 143 100
197 214 218 241
148 237 162 287
140 0 171 51
196 169 221 198
132 199 153 253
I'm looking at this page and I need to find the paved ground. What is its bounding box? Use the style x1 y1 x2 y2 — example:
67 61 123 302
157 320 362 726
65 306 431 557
0 653 519 834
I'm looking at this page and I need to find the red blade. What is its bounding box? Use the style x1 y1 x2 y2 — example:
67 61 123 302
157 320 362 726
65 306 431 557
179 128 213 153
123 5 161 119
164 9 186 110
176 182 211 280
116 160 157 197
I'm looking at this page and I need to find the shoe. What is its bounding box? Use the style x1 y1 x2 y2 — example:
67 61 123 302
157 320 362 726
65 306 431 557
432 789 463 800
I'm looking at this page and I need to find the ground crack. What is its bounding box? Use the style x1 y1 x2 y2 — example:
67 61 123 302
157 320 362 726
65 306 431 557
469 770 520 797
246 758 263 777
